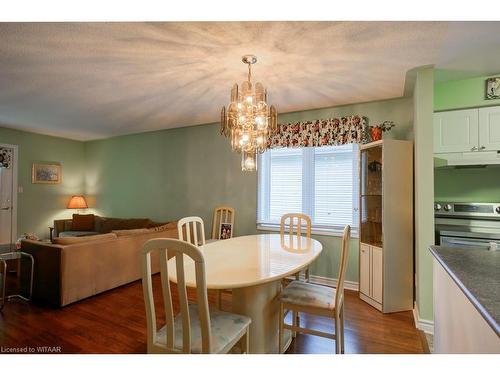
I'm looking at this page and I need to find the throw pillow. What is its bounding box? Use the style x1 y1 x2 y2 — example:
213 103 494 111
71 214 95 231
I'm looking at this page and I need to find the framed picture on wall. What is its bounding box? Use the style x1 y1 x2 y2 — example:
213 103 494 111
486 77 500 99
218 223 232 240
32 163 62 184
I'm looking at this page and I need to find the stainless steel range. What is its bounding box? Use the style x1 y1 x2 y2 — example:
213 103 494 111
434 202 500 251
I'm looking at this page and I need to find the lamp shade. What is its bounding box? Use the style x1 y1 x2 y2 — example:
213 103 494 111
67 195 88 209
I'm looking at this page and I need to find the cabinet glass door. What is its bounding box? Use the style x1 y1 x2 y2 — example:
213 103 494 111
360 145 382 247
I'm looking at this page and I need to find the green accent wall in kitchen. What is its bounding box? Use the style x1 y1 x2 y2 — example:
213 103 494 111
414 67 435 323
434 74 500 111
435 167 500 202
85 96 413 284
0 126 86 239
434 74 500 203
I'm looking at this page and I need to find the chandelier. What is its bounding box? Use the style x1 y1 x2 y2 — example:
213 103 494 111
220 55 277 171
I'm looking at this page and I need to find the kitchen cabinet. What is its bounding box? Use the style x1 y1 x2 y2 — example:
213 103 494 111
371 246 383 304
358 140 413 313
479 106 500 151
359 243 370 296
434 105 500 153
433 109 478 153
359 244 383 305
433 258 500 353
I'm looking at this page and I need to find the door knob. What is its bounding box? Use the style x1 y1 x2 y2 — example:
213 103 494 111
471 146 478 151
480 146 486 150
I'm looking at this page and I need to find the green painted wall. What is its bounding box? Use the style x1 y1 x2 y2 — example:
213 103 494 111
85 97 413 283
414 67 435 322
1 95 413 284
435 167 500 202
0 126 86 239
434 74 500 111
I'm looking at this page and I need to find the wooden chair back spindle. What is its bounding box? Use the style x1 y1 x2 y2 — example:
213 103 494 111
211 206 235 240
334 225 351 310
178 216 206 246
280 213 312 238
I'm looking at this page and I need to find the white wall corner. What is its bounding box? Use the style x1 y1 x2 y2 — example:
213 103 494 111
413 304 434 335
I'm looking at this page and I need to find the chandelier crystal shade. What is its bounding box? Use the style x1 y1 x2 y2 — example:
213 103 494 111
220 55 277 171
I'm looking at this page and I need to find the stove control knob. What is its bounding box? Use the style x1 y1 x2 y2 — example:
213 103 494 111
496 206 500 214
443 204 452 212
434 203 442 211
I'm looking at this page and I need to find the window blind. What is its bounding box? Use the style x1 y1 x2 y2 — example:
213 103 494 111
269 148 302 221
257 144 359 235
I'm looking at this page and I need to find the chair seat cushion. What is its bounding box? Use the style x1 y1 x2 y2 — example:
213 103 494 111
279 280 336 310
157 304 251 353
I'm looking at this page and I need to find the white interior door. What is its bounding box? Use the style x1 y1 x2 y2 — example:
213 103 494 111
0 147 14 248
479 106 500 151
433 109 479 153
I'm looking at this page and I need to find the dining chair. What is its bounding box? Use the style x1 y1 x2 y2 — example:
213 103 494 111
142 238 251 354
211 206 235 241
278 225 351 354
207 206 235 309
178 216 206 246
280 213 312 282
178 216 226 310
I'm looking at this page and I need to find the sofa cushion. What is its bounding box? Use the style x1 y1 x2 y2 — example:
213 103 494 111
59 231 99 238
112 222 178 237
53 232 117 245
100 217 153 233
149 222 177 232
71 214 95 231
112 228 151 237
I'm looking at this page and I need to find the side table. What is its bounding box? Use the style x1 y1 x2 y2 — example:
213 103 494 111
0 251 34 311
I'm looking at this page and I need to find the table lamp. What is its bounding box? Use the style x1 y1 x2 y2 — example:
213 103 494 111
67 195 88 213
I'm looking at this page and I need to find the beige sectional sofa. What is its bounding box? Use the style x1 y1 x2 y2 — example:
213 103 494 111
21 221 178 307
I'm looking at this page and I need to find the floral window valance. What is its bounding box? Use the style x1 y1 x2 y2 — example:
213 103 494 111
268 115 368 148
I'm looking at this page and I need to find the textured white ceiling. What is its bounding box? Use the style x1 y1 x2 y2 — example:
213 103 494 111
0 21 499 140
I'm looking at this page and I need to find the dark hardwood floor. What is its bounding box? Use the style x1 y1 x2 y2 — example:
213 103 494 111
0 275 425 354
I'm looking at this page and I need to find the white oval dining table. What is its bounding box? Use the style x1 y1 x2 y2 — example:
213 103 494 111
167 233 323 354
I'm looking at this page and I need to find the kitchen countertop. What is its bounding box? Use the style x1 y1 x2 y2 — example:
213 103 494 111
429 245 500 336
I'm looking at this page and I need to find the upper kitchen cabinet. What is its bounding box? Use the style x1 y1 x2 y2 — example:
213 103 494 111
433 109 479 153
479 106 500 151
434 105 500 154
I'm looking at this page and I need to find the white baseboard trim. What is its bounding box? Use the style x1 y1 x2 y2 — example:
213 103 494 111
310 274 359 291
413 305 434 335
285 273 359 291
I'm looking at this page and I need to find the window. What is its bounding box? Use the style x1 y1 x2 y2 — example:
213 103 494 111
257 144 359 236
